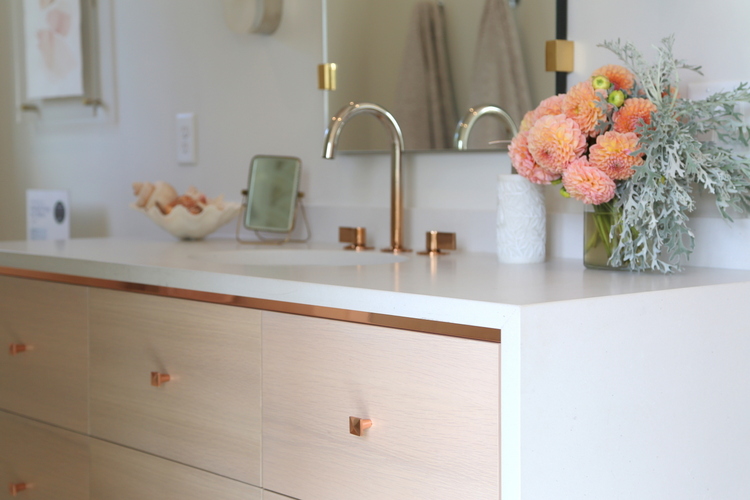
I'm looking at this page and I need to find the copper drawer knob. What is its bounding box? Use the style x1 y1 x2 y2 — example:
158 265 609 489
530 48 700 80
150 372 171 387
349 416 373 436
9 483 31 496
9 344 29 356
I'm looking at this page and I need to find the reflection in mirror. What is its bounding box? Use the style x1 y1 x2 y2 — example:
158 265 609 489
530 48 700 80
325 0 558 152
244 156 301 233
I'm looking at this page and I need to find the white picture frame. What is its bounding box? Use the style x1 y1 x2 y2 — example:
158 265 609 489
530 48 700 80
11 0 117 126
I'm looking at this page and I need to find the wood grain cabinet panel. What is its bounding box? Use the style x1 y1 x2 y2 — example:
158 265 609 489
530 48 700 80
89 289 262 486
90 438 262 500
0 410 89 500
262 312 500 500
263 491 299 500
0 276 88 433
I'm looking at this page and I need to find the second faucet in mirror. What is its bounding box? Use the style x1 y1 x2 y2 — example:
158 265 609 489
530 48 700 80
454 104 519 150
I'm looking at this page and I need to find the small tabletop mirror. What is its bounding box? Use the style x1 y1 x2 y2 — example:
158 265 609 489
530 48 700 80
238 155 309 243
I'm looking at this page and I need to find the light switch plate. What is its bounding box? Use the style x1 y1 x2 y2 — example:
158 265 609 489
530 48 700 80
176 112 197 164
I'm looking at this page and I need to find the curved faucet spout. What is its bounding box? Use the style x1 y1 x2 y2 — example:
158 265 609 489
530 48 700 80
454 105 519 151
322 102 409 254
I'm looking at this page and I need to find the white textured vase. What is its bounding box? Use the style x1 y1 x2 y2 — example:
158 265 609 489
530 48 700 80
496 174 546 263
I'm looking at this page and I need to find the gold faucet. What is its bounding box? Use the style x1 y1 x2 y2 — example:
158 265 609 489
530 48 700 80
322 102 410 254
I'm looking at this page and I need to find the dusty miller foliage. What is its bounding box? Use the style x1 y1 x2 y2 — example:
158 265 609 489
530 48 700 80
600 36 750 273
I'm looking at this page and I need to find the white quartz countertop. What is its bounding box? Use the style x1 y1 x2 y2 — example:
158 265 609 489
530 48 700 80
1 237 749 329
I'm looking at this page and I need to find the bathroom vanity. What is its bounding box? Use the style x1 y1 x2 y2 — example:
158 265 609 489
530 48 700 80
1 238 749 500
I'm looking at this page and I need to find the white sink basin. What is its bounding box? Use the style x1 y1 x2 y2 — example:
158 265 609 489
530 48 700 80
192 248 408 267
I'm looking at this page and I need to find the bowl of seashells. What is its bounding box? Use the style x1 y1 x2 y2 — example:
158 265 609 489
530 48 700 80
131 182 241 240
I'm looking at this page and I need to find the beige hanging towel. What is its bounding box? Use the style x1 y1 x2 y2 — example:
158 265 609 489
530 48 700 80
393 2 458 151
467 0 532 149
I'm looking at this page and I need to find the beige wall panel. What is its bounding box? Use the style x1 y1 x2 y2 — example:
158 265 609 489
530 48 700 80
89 289 262 486
90 438 262 500
0 410 89 500
262 312 500 500
0 276 89 433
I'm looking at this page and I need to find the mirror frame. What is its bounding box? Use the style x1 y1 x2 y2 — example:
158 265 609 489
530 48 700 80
555 0 568 95
243 155 302 233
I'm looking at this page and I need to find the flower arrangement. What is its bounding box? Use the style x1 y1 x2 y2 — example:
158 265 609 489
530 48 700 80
509 36 750 273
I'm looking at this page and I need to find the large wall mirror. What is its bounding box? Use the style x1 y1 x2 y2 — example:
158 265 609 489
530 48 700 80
325 0 565 153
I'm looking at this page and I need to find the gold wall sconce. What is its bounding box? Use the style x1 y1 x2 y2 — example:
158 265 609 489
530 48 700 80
318 63 337 91
545 40 575 73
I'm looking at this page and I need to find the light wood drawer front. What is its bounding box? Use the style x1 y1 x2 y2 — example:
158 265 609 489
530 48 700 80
263 312 500 500
0 410 89 500
0 276 88 433
263 491 299 500
89 289 262 486
90 438 262 500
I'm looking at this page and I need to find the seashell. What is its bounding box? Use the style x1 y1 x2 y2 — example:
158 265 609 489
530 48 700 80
146 181 178 210
168 194 203 214
132 182 155 208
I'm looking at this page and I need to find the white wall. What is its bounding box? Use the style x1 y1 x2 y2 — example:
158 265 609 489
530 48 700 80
1 0 750 268
0 0 511 250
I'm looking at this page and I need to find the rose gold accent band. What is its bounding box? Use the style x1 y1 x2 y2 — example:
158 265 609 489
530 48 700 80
349 416 373 436
0 267 500 343
8 344 28 356
151 372 171 387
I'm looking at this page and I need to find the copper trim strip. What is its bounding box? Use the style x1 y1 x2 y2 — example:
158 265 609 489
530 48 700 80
0 267 500 343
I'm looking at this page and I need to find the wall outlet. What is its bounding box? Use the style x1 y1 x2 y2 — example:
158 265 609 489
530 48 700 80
176 113 197 164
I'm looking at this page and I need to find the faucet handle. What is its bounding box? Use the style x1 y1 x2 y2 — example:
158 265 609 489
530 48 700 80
339 227 373 251
417 231 456 256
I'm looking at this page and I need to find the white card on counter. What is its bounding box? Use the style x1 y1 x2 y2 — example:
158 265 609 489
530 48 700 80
26 189 70 241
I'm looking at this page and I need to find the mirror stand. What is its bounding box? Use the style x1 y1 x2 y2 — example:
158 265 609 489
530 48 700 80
235 192 311 245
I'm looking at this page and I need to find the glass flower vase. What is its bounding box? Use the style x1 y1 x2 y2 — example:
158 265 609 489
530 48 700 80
583 202 627 270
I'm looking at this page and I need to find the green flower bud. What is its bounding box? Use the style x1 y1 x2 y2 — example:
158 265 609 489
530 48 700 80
608 90 626 107
559 186 571 198
592 75 611 90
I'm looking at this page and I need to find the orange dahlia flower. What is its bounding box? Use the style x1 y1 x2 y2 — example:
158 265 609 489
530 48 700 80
562 81 607 137
562 157 617 205
508 132 561 184
589 131 644 180
519 95 566 133
591 64 635 93
613 98 657 134
527 114 587 174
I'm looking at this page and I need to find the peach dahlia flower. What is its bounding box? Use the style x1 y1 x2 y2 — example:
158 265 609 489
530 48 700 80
589 131 644 180
519 95 566 133
527 114 587 174
508 132 561 184
562 81 607 137
591 64 635 93
562 157 617 205
613 98 657 134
